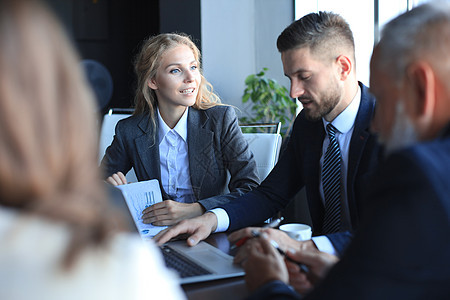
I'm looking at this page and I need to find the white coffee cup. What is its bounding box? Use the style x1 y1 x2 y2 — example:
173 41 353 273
279 223 312 241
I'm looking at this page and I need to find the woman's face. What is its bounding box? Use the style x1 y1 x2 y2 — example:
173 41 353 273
148 44 201 111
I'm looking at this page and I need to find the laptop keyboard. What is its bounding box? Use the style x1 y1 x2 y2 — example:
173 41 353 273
161 245 212 278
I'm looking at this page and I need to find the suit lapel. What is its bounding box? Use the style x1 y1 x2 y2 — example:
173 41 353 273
348 84 375 186
346 83 376 227
187 108 214 200
134 113 168 199
304 120 326 231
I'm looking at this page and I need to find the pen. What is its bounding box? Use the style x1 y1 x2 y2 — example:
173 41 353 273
230 217 284 250
269 240 310 274
264 216 284 229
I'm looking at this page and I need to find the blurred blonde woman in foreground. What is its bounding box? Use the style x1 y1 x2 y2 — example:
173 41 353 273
0 0 184 299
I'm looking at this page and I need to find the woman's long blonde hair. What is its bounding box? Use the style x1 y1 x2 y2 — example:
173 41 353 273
133 33 221 122
0 0 121 269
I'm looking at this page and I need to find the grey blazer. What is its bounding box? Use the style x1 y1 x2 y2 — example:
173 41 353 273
101 105 260 210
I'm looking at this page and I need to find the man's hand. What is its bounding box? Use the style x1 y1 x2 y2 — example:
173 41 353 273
242 234 289 292
142 200 205 226
229 227 316 265
106 171 127 186
153 212 218 246
285 247 339 294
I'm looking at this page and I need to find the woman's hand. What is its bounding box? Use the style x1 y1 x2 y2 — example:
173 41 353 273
142 200 205 226
106 172 127 186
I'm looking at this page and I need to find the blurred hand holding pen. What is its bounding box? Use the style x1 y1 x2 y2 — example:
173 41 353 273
269 239 310 274
229 216 310 276
230 217 284 251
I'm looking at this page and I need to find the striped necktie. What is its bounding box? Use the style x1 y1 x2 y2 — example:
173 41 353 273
322 123 342 234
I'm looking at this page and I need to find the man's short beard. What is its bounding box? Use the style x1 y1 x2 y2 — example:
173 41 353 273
304 91 340 122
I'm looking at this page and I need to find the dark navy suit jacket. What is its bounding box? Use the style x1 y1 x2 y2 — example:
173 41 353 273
248 125 450 300
101 106 260 211
219 83 380 254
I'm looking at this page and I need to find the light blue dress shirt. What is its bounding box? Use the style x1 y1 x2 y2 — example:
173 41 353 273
158 108 196 204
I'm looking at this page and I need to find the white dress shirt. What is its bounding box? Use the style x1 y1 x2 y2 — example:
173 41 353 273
211 87 362 254
158 108 196 203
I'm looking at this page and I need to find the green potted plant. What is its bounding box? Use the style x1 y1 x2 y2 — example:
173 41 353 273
240 67 297 138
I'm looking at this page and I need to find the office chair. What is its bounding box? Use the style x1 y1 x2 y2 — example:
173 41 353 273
240 123 282 181
99 108 138 182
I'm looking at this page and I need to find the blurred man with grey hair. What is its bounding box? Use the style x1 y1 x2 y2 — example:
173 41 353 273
243 2 450 299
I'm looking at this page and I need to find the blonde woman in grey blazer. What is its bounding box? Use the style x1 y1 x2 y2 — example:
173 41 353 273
101 33 259 226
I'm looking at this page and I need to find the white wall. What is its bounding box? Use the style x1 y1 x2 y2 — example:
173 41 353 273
201 0 293 117
294 0 432 86
295 0 374 86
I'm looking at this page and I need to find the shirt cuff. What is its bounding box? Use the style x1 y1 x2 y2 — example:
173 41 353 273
312 235 337 256
209 208 230 233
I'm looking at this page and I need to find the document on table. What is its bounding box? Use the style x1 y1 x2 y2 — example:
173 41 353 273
116 179 167 239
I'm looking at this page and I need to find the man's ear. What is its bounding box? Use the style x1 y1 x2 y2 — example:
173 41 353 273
336 55 352 81
405 62 436 120
148 78 158 90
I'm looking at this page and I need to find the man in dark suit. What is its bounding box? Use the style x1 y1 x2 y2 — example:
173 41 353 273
155 12 380 256
243 2 450 299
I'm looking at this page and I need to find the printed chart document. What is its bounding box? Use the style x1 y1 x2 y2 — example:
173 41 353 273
116 179 167 238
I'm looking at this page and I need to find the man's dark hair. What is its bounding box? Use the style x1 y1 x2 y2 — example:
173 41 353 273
277 11 355 62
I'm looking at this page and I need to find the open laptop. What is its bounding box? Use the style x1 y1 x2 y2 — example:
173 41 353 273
157 238 245 284
108 183 244 285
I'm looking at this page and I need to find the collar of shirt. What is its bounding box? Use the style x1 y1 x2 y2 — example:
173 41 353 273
157 107 189 144
322 86 361 133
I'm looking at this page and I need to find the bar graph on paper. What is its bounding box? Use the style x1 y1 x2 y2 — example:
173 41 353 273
117 179 167 238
